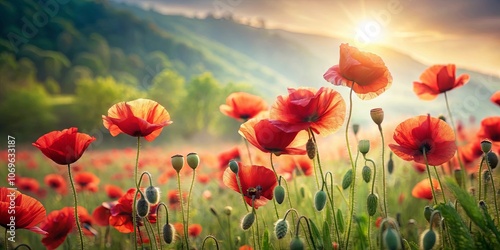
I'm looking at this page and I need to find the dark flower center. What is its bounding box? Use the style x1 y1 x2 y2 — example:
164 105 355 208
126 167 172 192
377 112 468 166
247 185 262 199
240 114 250 120
420 143 432 154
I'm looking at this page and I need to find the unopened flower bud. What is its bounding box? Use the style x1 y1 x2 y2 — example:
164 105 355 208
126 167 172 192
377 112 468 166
352 124 360 135
241 212 255 230
438 115 446 122
136 195 150 218
420 229 438 250
229 160 239 174
370 108 384 126
314 190 327 211
486 151 498 169
424 206 433 222
145 186 160 205
223 206 232 216
383 228 402 250
163 223 175 244
187 152 200 170
300 186 305 198
387 153 394 174
171 154 184 173
481 140 492 153
342 169 353 190
274 185 285 205
274 219 289 239
358 140 370 155
290 236 305 250
367 193 378 216
306 138 316 159
479 200 487 211
362 165 372 183
210 206 218 216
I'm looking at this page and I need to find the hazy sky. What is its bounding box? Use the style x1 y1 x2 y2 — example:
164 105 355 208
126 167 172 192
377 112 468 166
115 0 500 77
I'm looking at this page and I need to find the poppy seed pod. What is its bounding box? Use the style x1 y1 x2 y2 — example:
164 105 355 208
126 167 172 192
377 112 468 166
274 219 289 239
481 140 492 154
162 223 175 244
383 228 402 250
342 169 353 190
486 151 498 169
358 140 370 155
241 212 255 230
223 206 232 216
145 186 160 205
229 160 239 174
367 193 378 216
420 229 438 250
352 124 360 135
290 236 305 250
186 152 200 170
370 108 384 126
314 190 327 211
306 138 316 159
136 195 150 218
362 165 372 183
274 185 285 205
171 154 184 173
424 206 433 222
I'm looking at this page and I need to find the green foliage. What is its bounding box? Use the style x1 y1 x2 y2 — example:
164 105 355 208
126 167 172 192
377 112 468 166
435 203 474 249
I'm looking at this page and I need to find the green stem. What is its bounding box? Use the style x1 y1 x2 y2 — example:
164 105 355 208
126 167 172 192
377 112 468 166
201 235 220 250
324 172 340 244
444 92 467 188
365 159 377 195
295 216 317 250
269 153 279 182
176 173 190 249
310 130 325 184
344 86 356 249
227 214 233 250
67 164 84 250
478 157 485 201
132 137 141 250
143 219 155 250
254 206 261 250
484 155 500 223
368 216 372 250
377 124 388 217
186 169 196 239
423 150 438 205
433 166 447 203
235 172 250 212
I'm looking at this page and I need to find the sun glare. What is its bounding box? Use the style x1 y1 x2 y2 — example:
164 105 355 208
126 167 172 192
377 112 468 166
352 19 387 46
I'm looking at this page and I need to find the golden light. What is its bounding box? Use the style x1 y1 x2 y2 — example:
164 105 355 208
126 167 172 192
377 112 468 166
352 19 388 46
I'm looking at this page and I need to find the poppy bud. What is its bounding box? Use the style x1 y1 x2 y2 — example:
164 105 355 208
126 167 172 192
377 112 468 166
210 206 218 216
358 140 370 155
352 124 360 135
481 140 492 153
274 219 289 239
367 193 378 216
229 160 239 174
314 190 327 211
479 200 487 211
420 229 438 250
454 169 463 187
136 195 150 218
223 206 232 216
306 138 316 159
387 153 394 174
163 223 175 244
274 185 285 205
486 151 498 169
424 206 433 222
171 154 184 173
145 186 160 205
241 212 255 230
370 108 384 126
382 228 402 250
290 236 304 250
438 115 446 122
300 186 305 198
186 152 199 170
362 165 372 183
342 169 353 190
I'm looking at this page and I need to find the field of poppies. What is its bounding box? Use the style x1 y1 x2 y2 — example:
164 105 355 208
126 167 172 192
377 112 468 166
2 43 500 250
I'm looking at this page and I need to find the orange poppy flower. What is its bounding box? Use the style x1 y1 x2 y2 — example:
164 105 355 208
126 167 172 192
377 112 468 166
109 188 157 233
477 116 500 142
270 87 346 136
491 91 500 106
412 178 440 200
44 174 68 195
323 43 392 100
280 155 313 179
188 224 203 237
16 177 40 194
74 172 100 192
0 187 47 235
239 245 254 250
239 118 308 156
223 162 277 209
102 98 172 141
105 184 124 199
41 206 94 249
220 92 268 121
389 115 457 166
218 147 241 170
413 64 470 100
173 222 184 237
33 127 95 165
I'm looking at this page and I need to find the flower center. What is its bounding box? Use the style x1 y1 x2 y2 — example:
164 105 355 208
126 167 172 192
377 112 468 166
247 185 262 199
420 143 432 154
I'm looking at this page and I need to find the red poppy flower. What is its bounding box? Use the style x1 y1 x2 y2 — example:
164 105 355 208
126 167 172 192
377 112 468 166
280 155 313 178
44 174 68 195
174 222 184 237
239 118 308 156
92 202 115 226
240 245 254 250
412 178 440 200
105 184 124 199
220 92 268 121
270 87 346 136
0 187 47 235
102 98 172 141
109 188 157 233
218 147 241 170
323 43 393 100
389 115 457 166
167 190 187 210
491 91 500 106
223 162 277 208
477 116 500 142
17 177 40 193
413 64 470 100
33 127 95 165
74 172 100 192
412 162 426 173
188 224 202 237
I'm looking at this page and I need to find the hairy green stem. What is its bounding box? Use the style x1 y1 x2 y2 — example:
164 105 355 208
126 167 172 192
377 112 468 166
377 124 388 217
344 86 356 249
68 164 84 250
176 173 190 249
444 92 467 188
132 137 141 250
423 150 438 205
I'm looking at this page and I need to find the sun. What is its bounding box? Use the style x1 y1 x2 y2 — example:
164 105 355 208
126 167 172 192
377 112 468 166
352 19 388 46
